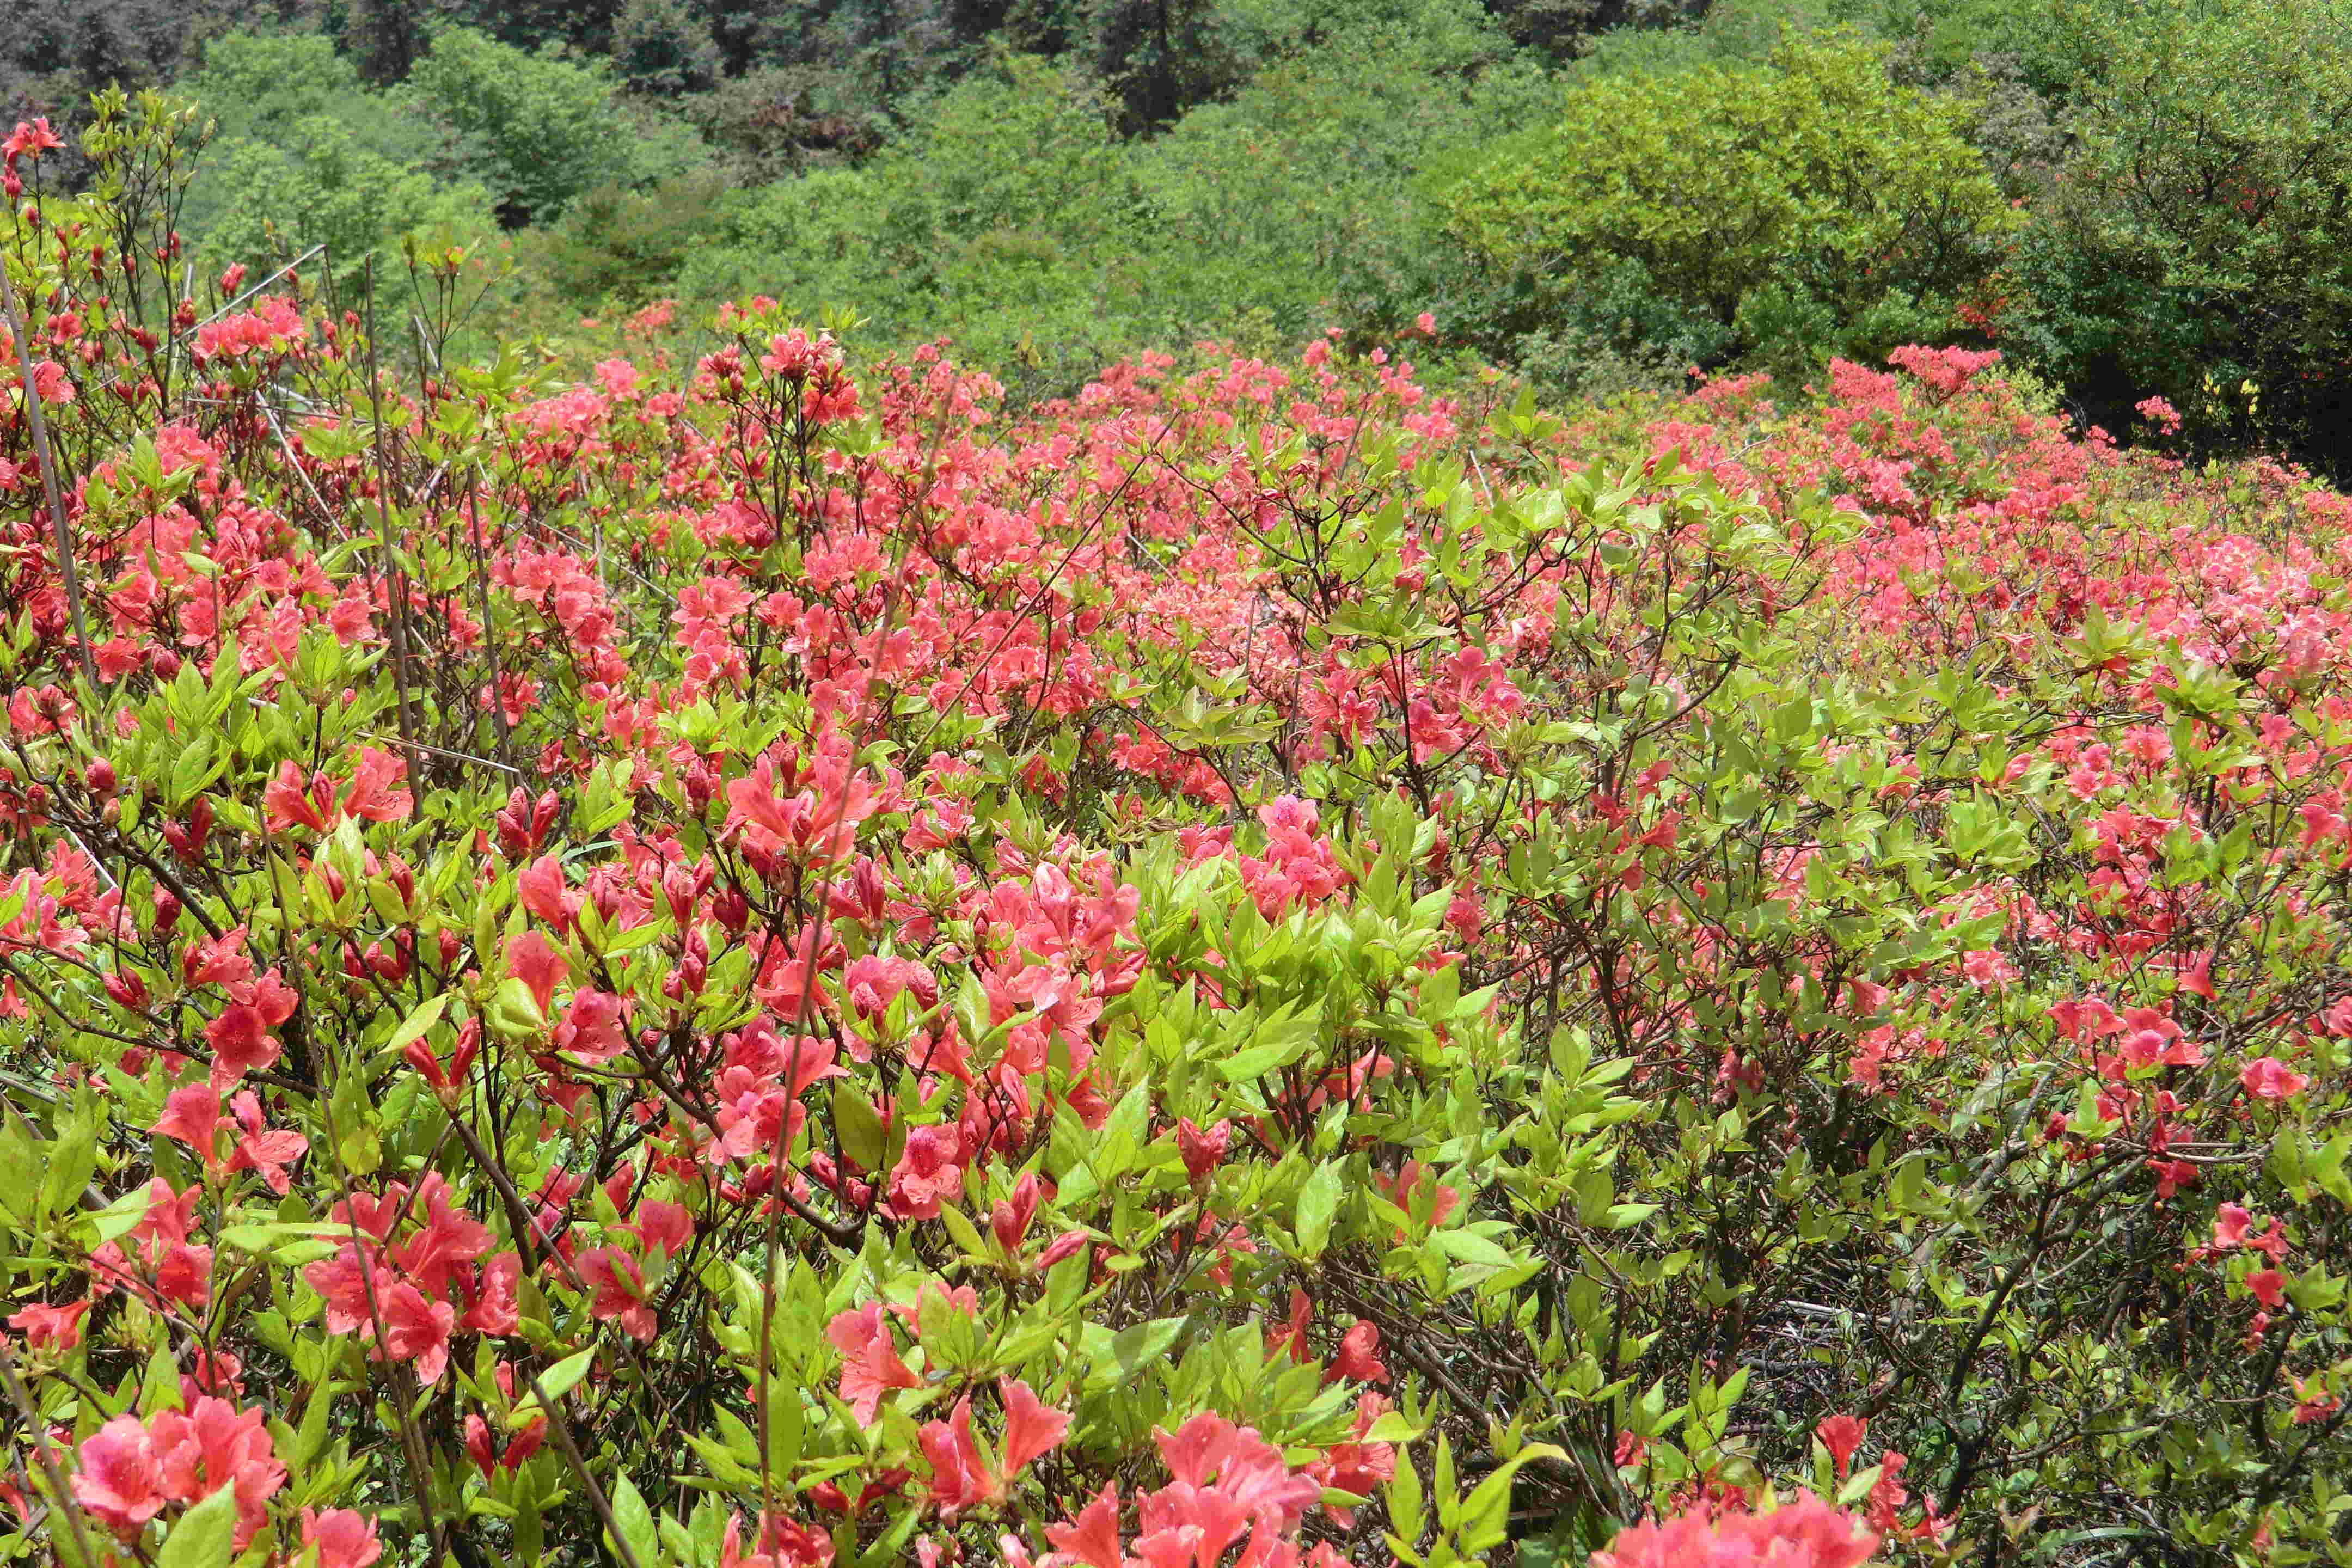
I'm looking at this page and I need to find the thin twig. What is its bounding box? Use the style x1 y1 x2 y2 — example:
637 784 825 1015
525 1368 646 1568
315 1075 451 1561
753 448 915 1522
361 259 424 782
354 729 522 776
185 244 327 340
261 399 351 541
464 470 513 755
911 407 1179 758
2 264 100 690
0 1338 104 1568
87 243 327 398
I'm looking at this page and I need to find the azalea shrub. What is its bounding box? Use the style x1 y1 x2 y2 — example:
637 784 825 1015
2 106 2351 1568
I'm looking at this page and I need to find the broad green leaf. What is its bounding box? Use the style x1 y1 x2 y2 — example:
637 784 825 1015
1295 1160 1345 1258
155 1484 239 1568
384 993 450 1057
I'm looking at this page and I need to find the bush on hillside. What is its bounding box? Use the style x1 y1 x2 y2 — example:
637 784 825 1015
403 28 670 226
177 33 412 155
1442 35 2014 379
681 57 1155 396
679 38 1547 399
179 32 497 316
530 171 734 309
1999 0 2352 458
189 118 500 309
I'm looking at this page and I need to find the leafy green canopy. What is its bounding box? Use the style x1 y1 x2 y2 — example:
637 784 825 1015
173 27 716 330
405 27 664 227
2001 0 2352 456
681 39 1539 400
175 35 494 313
1442 36 2016 377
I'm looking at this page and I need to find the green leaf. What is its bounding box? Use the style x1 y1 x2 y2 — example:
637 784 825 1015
328 1057 382 1176
1218 1000 1322 1082
37 1089 99 1223
609 1474 658 1568
533 1346 597 1409
1364 1410 1426 1442
384 993 450 1058
1387 1425 1426 1542
1295 1160 1345 1258
854 1498 926 1568
763 1377 804 1470
598 920 667 957
1431 1229 1517 1269
156 1484 240 1568
1083 1315 1190 1391
292 1382 334 1469
82 1184 155 1244
487 974 550 1040
1456 1444 1564 1553
1097 1077 1153 1182
830 1084 887 1172
938 1200 988 1258
143 1336 185 1411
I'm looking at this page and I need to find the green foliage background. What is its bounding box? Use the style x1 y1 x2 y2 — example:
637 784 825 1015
7 0 2352 455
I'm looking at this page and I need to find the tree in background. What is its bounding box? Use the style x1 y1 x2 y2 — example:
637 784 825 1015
614 0 725 94
682 66 885 181
344 0 430 82
403 27 640 225
682 56 1159 394
1444 34 2014 378
0 0 212 94
176 29 493 314
948 0 1080 57
194 112 497 303
2003 0 2352 457
27 0 2352 475
438 0 627 54
1086 0 1241 132
181 29 425 152
831 0 961 103
694 0 816 75
0 0 274 176
1480 0 1699 57
534 169 731 301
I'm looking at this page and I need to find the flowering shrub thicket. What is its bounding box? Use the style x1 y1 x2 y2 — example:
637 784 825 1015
2 114 2351 1568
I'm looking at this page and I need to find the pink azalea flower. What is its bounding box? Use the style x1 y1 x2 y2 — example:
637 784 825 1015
2239 1057 2310 1101
1595 1492 1877 1568
72 1416 167 1536
302 1508 384 1568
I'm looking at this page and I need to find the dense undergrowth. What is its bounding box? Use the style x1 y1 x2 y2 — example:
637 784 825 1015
2 112 2351 1568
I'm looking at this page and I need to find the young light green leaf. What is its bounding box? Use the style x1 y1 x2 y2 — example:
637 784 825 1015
384 993 450 1057
155 1484 239 1568
1295 1160 1345 1258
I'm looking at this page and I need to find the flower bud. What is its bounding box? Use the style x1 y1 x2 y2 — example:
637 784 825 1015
1177 1117 1231 1182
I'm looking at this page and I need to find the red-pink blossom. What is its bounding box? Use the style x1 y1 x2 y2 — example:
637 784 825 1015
302 1508 384 1568
72 1417 168 1536
1594 1492 1877 1568
2239 1057 2310 1101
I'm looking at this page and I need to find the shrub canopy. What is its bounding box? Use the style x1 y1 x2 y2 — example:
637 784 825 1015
1443 37 2015 375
